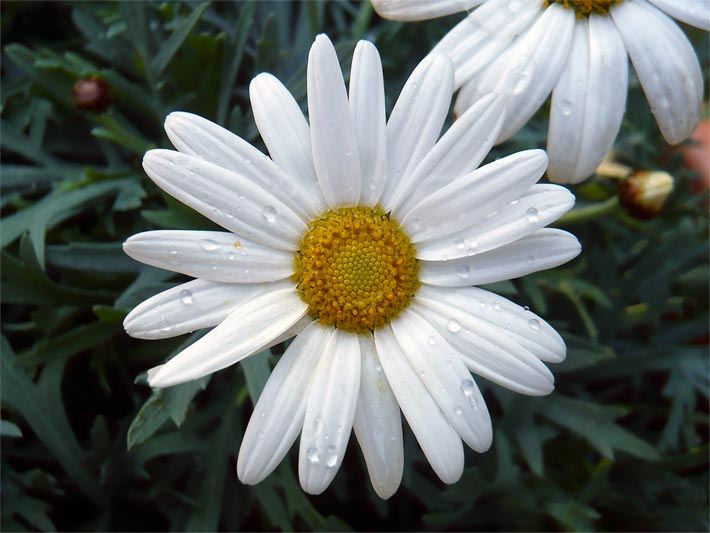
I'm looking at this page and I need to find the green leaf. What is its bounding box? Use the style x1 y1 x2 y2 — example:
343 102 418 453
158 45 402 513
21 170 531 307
1 419 23 438
242 349 271 404
547 500 601 532
1 336 103 503
151 2 209 76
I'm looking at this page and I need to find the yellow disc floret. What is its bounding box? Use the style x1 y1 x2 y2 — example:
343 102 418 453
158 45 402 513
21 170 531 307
293 206 419 333
544 0 622 17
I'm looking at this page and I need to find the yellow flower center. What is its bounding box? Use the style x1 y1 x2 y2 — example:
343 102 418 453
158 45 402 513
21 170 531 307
293 206 419 333
544 0 622 17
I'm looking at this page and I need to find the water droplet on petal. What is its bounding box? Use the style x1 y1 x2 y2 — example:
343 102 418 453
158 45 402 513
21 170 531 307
200 239 221 252
306 446 320 464
313 415 324 436
374 363 382 373
454 237 465 251
179 289 193 305
427 336 437 345
262 206 277 223
526 207 539 222
454 405 463 415
325 445 338 468
526 255 535 264
461 379 475 397
457 265 470 279
528 318 540 331
448 319 462 333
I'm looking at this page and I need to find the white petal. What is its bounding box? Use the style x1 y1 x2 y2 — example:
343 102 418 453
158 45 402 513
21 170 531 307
374 325 464 484
413 299 554 396
298 329 361 495
454 4 575 142
418 284 566 363
147 285 307 388
431 0 542 88
372 0 486 21
402 150 548 243
419 228 582 287
249 74 326 216
353 333 403 500
646 0 710 30
390 310 492 451
124 279 270 340
142 150 306 251
307 35 361 207
611 0 702 144
547 16 628 184
390 93 506 214
164 111 322 219
349 41 388 205
122 230 293 283
416 184 575 261
237 321 331 484
380 55 454 211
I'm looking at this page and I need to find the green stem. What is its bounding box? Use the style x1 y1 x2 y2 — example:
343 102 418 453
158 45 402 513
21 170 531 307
558 196 619 225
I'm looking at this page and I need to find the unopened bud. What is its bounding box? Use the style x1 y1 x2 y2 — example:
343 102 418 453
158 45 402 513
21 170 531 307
73 76 110 112
617 170 674 219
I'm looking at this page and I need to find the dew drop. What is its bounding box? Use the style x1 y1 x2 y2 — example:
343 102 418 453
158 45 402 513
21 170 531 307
325 445 338 468
200 239 222 252
306 446 320 464
528 318 540 331
493 301 501 311
454 237 465 251
526 207 539 222
447 319 462 333
461 379 475 397
427 336 437 345
523 305 530 311
228 253 236 261
454 405 463 415
557 98 573 117
313 415 324 436
257 431 265 441
179 289 193 305
261 206 277 223
526 255 535 264
374 363 383 373
457 265 470 279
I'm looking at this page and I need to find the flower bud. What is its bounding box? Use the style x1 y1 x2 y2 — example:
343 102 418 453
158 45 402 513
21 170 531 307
73 76 110 112
617 170 674 219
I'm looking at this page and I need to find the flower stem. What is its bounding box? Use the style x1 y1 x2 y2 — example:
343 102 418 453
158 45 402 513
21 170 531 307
558 196 619 225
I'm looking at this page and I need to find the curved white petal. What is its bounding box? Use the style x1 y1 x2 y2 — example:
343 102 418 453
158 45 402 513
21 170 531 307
391 93 506 215
419 228 582 287
454 4 575 142
122 230 293 283
143 150 306 251
402 150 548 243
164 111 322 219
353 333 403 500
372 0 486 21
380 55 454 211
307 34 361 207
647 0 710 30
349 40 388 206
147 285 307 388
431 0 542 88
611 0 702 144
298 329 361 495
237 321 331 485
418 285 566 363
390 309 493 452
124 279 270 340
413 299 554 396
248 75 326 216
374 325 464 484
416 184 575 261
547 16 628 184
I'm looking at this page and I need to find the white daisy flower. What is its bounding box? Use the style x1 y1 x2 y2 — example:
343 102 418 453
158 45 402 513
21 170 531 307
371 0 707 184
123 34 581 498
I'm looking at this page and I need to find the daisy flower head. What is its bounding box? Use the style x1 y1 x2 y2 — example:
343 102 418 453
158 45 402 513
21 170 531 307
371 0 708 184
123 34 581 498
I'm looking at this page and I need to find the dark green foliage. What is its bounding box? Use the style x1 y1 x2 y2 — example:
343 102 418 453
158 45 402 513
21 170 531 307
1 1 707 531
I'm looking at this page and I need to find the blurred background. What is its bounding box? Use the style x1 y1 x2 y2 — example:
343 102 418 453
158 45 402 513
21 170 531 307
1 1 708 531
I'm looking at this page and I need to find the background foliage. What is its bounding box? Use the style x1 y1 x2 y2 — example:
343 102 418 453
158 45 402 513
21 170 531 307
1 1 708 531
